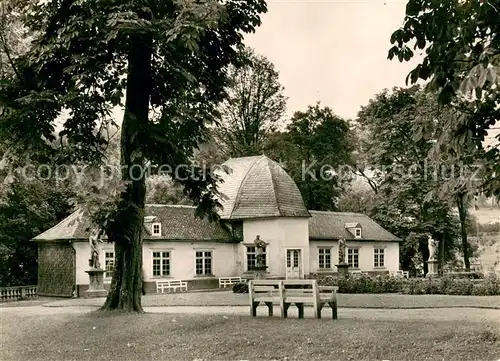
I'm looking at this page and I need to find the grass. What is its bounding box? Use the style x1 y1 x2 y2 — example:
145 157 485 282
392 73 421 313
41 292 500 309
1 310 499 361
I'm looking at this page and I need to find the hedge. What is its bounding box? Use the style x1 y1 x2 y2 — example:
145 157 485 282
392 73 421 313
334 274 500 296
232 275 500 296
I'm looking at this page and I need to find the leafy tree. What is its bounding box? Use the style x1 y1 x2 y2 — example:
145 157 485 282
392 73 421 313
0 0 31 79
388 0 500 197
357 86 462 273
267 103 353 211
336 183 376 214
1 0 267 311
0 179 73 287
146 176 191 205
212 47 287 157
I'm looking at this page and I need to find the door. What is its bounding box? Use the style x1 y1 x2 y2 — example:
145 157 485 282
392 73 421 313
286 249 301 279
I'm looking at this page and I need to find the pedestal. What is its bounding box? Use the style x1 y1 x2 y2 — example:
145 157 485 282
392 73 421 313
84 269 108 298
336 263 350 279
252 266 268 280
426 260 439 278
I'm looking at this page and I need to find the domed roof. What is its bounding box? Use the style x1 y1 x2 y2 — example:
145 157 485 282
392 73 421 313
216 155 310 219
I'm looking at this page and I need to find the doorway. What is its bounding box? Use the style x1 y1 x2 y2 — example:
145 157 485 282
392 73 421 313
286 249 302 279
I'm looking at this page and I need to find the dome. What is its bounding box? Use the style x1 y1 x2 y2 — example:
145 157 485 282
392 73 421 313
216 155 310 219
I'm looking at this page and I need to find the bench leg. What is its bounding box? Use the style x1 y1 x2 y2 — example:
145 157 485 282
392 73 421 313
264 302 273 317
296 303 304 319
283 303 291 318
251 301 260 317
328 301 338 320
317 303 323 319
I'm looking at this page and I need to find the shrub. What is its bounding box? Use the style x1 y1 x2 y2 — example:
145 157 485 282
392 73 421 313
446 271 484 279
335 274 500 296
232 282 248 293
472 274 500 295
401 279 425 295
316 275 338 286
441 278 474 295
338 275 404 294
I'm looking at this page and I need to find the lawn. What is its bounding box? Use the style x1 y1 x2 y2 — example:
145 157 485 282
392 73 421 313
1 310 499 361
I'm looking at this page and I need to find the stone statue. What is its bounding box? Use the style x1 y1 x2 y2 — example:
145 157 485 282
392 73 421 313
89 235 101 269
428 235 436 261
338 237 346 264
254 235 266 268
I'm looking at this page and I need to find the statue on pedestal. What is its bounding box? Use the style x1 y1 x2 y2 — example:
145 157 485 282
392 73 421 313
428 235 436 261
426 234 439 277
89 234 101 269
253 235 267 279
338 237 346 264
85 232 107 298
336 237 349 278
254 235 267 268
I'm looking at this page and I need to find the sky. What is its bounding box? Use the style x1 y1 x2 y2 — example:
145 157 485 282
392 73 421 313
243 0 422 120
243 0 499 145
106 0 497 147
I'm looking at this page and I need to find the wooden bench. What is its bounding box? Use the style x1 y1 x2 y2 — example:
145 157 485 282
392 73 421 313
156 279 188 293
390 270 409 278
248 280 337 319
248 280 282 317
219 277 246 288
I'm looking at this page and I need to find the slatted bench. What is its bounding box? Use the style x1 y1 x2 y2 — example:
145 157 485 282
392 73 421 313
219 277 246 288
249 280 282 317
390 270 409 278
317 285 338 320
156 279 188 293
248 280 337 319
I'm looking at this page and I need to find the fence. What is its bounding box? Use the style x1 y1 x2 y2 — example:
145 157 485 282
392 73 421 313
0 285 38 302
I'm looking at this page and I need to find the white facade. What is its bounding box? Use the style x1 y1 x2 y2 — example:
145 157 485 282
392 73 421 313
35 156 401 296
309 240 399 274
237 217 310 278
72 218 399 290
73 241 239 287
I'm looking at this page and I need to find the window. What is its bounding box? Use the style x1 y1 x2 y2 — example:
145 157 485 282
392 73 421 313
318 248 332 269
374 248 385 267
105 252 114 279
347 248 359 268
152 251 170 277
355 228 362 238
152 223 161 236
195 251 212 275
246 246 267 271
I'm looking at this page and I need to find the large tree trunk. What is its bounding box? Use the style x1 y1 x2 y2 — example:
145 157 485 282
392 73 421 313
419 239 429 276
101 26 152 312
438 235 445 276
456 193 471 272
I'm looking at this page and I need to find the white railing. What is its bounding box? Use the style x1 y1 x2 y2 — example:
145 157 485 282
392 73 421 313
0 285 38 302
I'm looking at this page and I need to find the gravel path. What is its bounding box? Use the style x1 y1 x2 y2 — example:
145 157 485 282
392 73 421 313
35 291 500 309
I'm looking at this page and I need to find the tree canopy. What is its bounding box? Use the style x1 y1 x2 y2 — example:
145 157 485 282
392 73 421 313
388 0 499 196
1 0 267 311
356 86 465 273
213 47 287 157
267 103 353 211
